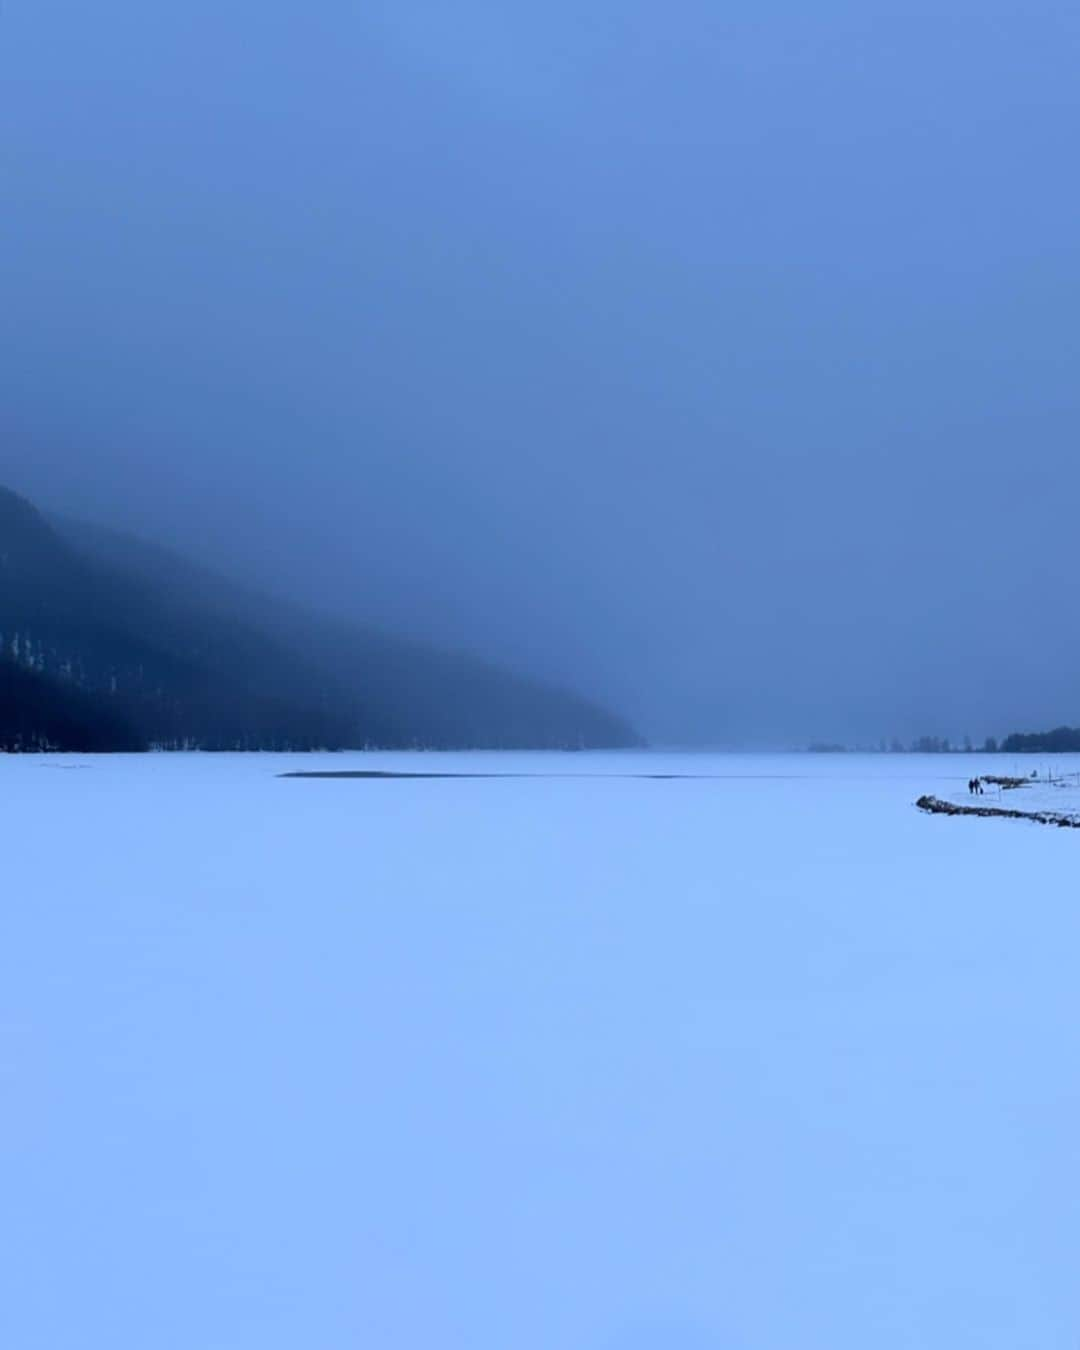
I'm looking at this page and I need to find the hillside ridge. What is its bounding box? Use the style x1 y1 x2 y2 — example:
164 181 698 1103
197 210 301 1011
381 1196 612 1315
0 485 639 752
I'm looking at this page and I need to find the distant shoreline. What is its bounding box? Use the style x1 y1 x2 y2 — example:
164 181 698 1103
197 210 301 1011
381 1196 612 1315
279 769 795 781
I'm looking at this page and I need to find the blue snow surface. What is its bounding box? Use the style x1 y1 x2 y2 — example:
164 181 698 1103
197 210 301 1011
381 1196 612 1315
2 750 1077 1348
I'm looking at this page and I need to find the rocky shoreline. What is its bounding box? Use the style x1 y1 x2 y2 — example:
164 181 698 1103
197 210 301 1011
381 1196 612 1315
916 794 1080 829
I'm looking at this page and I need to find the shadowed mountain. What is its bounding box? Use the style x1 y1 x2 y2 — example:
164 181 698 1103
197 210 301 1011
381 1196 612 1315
0 485 639 752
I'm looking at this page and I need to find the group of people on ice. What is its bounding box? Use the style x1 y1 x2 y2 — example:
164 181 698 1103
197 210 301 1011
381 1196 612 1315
968 777 985 796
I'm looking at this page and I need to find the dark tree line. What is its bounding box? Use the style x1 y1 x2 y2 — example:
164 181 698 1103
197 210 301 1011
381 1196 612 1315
810 730 1080 755
999 727 1080 754
811 736 1002 754
899 729 1080 754
907 735 999 754
0 660 144 752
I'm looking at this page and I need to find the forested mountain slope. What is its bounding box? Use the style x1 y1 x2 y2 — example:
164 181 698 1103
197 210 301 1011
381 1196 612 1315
0 486 639 752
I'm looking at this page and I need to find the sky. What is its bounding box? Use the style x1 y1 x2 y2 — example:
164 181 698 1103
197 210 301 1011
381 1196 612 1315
3 0 1080 744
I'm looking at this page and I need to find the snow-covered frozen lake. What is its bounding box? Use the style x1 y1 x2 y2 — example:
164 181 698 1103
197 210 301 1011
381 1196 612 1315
3 750 1078 1348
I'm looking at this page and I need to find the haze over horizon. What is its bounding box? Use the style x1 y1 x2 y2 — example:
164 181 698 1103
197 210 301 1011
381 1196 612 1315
4 1 1079 746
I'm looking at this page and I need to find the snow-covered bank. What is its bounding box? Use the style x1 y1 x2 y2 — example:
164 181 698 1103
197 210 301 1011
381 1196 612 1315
930 767 1080 824
2 751 1078 1348
918 792 1080 827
